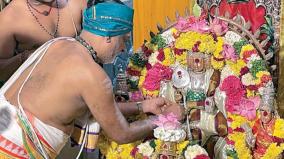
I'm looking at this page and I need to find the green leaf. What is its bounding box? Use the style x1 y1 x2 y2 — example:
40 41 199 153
193 3 202 17
265 16 273 27
226 149 239 159
149 140 156 148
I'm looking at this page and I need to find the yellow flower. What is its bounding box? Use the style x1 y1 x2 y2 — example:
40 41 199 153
141 88 160 97
246 89 256 97
162 48 175 66
211 57 225 70
175 32 197 50
146 90 160 97
155 139 162 152
228 113 255 129
175 31 217 54
227 59 246 76
171 28 178 34
262 143 284 159
228 132 252 159
254 71 271 85
240 44 255 59
105 141 141 159
213 37 224 58
240 44 255 60
138 68 147 88
273 118 284 138
175 51 187 66
177 140 189 155
199 34 216 53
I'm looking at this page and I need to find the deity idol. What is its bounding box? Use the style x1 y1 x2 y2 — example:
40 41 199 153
244 82 283 159
171 51 228 157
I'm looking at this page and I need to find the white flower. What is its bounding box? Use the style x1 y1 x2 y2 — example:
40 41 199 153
224 31 242 45
148 51 159 66
241 73 255 86
161 28 175 44
153 127 186 142
221 65 234 81
184 145 208 159
137 141 154 157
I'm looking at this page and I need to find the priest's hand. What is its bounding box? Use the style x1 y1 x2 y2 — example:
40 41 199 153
162 101 185 121
141 97 168 115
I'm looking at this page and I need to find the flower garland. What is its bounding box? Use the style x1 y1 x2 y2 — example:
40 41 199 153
175 31 216 54
261 143 284 159
212 37 225 70
123 9 282 159
273 118 284 138
161 48 175 66
97 134 140 159
226 60 247 76
174 50 187 66
132 114 193 158
228 132 252 159
227 113 256 130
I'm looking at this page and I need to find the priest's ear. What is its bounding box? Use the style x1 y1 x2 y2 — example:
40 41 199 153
106 36 111 43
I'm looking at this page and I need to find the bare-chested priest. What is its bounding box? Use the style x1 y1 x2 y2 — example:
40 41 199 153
0 0 184 158
0 0 87 83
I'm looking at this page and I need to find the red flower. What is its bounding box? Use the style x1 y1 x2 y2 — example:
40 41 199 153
242 50 257 62
142 44 153 57
234 127 245 133
130 147 139 157
157 49 165 61
261 74 272 84
240 67 249 76
146 62 152 70
144 50 153 57
194 154 210 159
227 117 233 122
228 127 234 134
225 137 235 145
247 85 258 91
173 48 185 55
192 41 201 52
127 68 141 76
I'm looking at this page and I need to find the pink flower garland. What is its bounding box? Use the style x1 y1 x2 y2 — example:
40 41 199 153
209 18 229 36
220 76 245 113
175 17 210 33
152 113 181 129
221 76 260 120
143 63 173 91
222 44 237 62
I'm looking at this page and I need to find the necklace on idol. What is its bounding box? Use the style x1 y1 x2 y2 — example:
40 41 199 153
26 0 60 38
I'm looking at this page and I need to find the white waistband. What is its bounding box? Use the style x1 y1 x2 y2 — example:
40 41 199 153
0 94 68 153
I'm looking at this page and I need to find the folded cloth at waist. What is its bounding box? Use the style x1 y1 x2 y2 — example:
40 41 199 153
0 94 69 158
